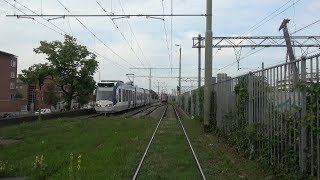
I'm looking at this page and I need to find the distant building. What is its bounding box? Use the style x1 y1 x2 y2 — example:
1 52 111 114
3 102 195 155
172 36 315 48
0 51 27 112
212 77 217 84
217 73 228 83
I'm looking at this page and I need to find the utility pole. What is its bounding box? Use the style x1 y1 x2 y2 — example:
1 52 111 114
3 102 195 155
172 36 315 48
149 68 151 100
198 34 202 89
179 46 181 98
279 19 298 84
204 0 213 132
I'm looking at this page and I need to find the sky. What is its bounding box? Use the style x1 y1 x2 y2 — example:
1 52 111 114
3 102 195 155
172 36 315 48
0 0 319 94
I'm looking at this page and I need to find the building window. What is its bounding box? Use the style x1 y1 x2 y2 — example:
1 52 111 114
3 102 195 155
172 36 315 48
10 82 15 89
11 71 15 78
10 94 15 100
11 59 16 67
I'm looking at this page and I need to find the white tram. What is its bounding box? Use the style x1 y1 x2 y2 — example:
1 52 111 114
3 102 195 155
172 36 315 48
95 80 150 113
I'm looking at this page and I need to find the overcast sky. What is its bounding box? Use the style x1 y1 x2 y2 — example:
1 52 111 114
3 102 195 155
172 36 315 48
1 0 319 94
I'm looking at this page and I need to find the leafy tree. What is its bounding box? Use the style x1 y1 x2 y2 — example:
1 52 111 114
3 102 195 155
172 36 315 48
34 35 98 110
19 63 52 89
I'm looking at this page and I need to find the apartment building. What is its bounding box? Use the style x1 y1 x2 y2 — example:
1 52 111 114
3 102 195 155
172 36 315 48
0 51 27 112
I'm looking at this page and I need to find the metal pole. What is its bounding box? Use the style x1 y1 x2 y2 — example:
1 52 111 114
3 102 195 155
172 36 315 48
179 46 182 100
149 68 151 101
204 0 213 132
198 34 201 89
300 57 307 173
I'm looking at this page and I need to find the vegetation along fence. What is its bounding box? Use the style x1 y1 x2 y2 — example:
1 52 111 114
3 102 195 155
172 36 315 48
181 54 320 177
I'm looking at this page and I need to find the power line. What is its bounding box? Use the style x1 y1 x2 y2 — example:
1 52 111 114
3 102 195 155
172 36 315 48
96 0 147 68
118 0 151 67
7 13 206 17
161 0 171 70
118 0 150 67
3 0 62 35
56 0 139 70
240 0 302 38
5 0 147 78
214 0 303 73
291 19 320 34
11 0 68 35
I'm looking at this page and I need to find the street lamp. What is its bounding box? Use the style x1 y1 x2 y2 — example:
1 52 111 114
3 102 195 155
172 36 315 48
175 44 181 106
125 73 135 85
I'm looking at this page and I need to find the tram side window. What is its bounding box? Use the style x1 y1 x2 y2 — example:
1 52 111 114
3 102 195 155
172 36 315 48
126 90 130 101
119 89 121 102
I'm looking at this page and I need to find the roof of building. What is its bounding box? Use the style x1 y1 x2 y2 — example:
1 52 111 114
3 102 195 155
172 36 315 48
0 51 16 57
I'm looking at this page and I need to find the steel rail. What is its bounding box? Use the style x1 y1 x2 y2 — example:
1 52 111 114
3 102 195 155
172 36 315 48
132 105 168 180
173 105 206 180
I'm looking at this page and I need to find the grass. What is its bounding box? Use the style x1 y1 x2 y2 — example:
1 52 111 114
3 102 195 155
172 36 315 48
0 115 157 179
182 118 272 179
138 118 201 179
0 112 272 179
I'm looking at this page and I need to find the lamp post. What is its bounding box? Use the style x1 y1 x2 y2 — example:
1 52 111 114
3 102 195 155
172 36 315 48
126 73 135 85
175 44 181 106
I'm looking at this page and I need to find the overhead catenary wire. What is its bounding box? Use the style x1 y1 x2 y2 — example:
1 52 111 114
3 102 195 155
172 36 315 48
239 0 299 38
10 0 68 35
291 19 320 35
96 0 147 68
118 0 151 67
161 0 171 71
216 0 304 73
4 0 149 81
56 0 140 70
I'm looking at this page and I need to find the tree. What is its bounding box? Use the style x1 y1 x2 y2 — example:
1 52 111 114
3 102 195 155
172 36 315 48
19 63 52 88
34 35 98 110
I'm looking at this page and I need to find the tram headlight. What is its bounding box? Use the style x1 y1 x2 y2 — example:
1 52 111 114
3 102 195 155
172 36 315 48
106 104 112 107
96 103 101 107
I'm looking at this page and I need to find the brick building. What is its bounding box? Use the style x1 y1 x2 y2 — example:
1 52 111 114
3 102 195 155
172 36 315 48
0 51 27 112
16 75 65 111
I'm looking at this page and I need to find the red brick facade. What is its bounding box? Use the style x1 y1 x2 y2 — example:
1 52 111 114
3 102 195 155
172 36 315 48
0 51 27 112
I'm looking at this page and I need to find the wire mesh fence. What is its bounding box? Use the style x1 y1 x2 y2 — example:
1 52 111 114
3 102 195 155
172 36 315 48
180 54 320 177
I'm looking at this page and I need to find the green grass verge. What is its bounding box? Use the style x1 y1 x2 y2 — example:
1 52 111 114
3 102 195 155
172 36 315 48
138 119 201 179
0 116 157 179
182 118 272 179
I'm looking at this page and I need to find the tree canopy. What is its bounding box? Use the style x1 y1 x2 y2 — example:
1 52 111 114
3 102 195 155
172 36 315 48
21 35 98 110
19 63 52 87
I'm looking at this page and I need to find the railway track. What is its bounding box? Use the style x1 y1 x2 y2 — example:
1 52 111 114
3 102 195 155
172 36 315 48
88 103 161 119
132 104 206 180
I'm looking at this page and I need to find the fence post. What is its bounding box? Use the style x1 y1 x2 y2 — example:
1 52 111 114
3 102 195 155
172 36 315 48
248 72 253 124
300 57 307 173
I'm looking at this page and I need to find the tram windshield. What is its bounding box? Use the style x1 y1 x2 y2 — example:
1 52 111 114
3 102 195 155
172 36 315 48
96 89 113 101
